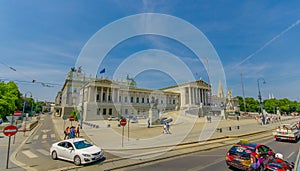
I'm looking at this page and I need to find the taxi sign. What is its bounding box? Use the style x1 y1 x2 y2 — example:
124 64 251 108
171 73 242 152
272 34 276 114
3 125 18 136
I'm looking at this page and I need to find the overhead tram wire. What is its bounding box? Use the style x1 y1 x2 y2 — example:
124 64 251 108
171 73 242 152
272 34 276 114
1 59 61 87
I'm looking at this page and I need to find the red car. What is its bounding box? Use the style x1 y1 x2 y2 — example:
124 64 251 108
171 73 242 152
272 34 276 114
226 140 275 171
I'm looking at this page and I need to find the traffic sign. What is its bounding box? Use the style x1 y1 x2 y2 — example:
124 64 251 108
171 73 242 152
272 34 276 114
120 119 127 126
14 110 22 116
3 125 18 136
69 116 75 121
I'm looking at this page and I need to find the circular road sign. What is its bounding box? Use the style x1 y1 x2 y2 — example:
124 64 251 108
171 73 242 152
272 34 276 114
69 116 75 121
3 125 18 136
120 119 127 127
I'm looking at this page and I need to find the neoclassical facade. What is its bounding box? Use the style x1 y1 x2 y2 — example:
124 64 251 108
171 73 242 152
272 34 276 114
55 68 212 121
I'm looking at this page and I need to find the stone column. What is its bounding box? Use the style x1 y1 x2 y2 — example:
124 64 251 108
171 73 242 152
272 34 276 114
189 87 192 105
112 88 115 102
106 88 109 102
100 87 103 102
117 89 120 103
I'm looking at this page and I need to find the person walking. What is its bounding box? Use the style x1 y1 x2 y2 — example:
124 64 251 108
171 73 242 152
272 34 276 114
75 124 80 138
64 127 69 140
70 126 75 138
166 122 171 134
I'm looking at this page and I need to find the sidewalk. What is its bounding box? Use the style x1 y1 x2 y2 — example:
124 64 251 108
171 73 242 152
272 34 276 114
52 114 299 150
0 116 40 171
51 114 299 170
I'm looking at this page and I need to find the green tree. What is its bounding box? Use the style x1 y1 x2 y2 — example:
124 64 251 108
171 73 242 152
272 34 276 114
69 109 80 121
0 81 22 120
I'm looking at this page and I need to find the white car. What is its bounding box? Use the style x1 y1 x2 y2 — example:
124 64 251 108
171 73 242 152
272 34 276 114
50 138 104 165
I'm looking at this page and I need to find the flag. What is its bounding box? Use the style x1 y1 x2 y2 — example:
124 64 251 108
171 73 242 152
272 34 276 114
99 68 105 74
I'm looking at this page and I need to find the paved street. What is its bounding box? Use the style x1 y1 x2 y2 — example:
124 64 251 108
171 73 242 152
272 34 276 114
126 137 299 171
1 114 298 171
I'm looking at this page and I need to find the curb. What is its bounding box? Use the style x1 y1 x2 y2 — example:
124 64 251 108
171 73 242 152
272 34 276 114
10 121 42 171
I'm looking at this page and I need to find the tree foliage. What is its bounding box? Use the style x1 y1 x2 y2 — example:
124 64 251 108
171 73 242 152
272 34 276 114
237 95 299 114
69 109 80 121
0 81 22 119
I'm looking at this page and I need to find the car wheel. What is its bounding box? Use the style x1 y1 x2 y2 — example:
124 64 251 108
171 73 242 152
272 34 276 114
51 151 57 160
74 155 81 166
257 165 264 171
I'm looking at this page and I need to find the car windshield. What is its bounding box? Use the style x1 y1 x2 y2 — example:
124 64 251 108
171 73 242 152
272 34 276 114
73 140 93 149
229 145 254 157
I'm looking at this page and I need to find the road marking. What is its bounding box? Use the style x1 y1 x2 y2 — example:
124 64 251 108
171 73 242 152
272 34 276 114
186 157 224 171
42 134 47 139
36 149 50 156
287 151 295 159
41 129 51 133
33 135 39 140
50 134 55 139
22 150 38 158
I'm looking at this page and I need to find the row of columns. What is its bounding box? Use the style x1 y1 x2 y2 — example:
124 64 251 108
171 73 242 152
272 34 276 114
182 87 208 106
86 86 178 105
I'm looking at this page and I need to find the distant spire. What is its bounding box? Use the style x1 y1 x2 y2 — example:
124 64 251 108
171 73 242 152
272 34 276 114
217 80 225 98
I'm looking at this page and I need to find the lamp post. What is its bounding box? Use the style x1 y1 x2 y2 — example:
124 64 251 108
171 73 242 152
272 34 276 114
240 72 246 113
257 78 266 125
80 72 85 129
22 91 32 135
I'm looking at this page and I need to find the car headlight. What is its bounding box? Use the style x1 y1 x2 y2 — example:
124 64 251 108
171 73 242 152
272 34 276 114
82 153 91 157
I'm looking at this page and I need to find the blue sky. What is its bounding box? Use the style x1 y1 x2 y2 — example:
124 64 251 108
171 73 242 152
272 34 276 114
0 1 299 102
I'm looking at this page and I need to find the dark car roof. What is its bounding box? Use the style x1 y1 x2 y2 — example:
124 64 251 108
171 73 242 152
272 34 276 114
237 142 259 149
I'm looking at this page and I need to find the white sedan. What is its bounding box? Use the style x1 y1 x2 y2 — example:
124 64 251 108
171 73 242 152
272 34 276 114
50 138 104 165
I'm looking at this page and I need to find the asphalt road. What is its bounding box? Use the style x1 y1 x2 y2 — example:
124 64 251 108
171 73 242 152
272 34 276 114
126 137 299 171
14 114 76 171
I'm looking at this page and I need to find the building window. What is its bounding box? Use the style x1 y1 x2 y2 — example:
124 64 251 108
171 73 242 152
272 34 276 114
109 108 112 115
125 97 128 103
119 96 121 102
103 108 106 115
161 100 163 104
142 98 145 103
125 109 128 115
131 97 134 103
108 95 111 102
96 94 100 101
173 99 176 104
136 97 139 103
147 98 149 103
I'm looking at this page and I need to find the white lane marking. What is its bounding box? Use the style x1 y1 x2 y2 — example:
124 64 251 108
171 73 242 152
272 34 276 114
33 135 39 140
36 149 50 156
50 134 55 139
42 134 47 139
41 129 51 133
186 157 225 171
287 151 295 159
22 150 38 158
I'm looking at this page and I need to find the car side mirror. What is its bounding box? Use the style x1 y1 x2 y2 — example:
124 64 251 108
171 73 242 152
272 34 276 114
68 147 74 151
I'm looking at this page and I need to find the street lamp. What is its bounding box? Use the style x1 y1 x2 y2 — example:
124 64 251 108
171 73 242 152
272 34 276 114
257 78 266 125
22 91 32 135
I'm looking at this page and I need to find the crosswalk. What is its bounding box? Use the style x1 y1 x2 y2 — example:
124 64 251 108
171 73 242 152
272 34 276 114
21 133 56 158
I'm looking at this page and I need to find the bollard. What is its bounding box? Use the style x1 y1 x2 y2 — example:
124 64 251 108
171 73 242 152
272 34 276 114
237 125 240 129
229 126 231 131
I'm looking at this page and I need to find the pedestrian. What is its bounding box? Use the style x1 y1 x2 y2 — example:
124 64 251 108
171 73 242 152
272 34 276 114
0 117 2 125
75 124 80 138
166 122 171 134
70 126 75 138
67 126 72 139
64 127 69 140
163 123 167 134
147 119 150 128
